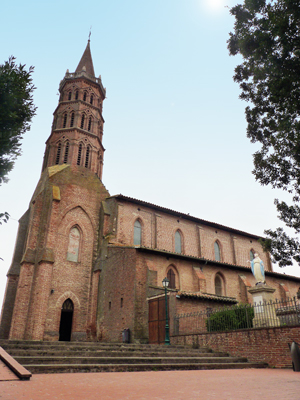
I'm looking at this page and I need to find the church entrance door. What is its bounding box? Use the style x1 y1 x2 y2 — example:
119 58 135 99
148 296 169 344
59 299 74 341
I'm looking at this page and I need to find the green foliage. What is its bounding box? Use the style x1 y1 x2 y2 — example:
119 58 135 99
206 305 254 332
0 57 36 185
228 0 300 266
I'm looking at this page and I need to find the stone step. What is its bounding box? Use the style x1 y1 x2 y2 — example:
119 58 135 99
0 341 268 374
0 341 210 353
15 356 247 365
23 362 268 374
4 349 228 358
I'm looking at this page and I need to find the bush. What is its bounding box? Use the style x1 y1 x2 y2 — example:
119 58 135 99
206 304 254 332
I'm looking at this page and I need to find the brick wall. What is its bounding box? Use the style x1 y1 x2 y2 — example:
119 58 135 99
171 326 300 368
110 199 271 271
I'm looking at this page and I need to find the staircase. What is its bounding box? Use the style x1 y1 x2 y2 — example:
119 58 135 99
0 340 268 373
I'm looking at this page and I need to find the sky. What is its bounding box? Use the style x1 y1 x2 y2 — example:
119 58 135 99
1 0 300 310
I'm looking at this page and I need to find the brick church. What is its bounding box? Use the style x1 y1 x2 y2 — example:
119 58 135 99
1 42 300 343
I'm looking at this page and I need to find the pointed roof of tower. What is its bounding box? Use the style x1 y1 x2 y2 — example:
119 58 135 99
75 40 95 76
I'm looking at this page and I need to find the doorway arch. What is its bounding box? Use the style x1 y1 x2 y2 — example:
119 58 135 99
59 298 74 341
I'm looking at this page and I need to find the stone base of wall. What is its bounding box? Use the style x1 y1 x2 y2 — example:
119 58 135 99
171 325 300 368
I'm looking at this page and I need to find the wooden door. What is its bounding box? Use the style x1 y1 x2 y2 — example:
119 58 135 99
148 296 169 344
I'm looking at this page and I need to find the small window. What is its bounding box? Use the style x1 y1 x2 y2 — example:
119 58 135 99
88 117 92 131
85 146 90 168
250 250 255 261
67 227 80 262
134 220 142 245
63 141 69 164
68 91 72 101
80 114 85 129
90 95 93 105
70 113 74 127
75 90 79 100
175 231 182 253
63 113 67 128
55 143 61 165
77 143 83 165
214 241 221 262
167 269 176 289
120 298 123 308
83 92 87 102
215 274 223 296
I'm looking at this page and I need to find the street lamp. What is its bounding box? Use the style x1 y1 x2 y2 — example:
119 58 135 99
162 277 170 345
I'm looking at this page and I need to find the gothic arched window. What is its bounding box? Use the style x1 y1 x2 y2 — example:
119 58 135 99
215 273 224 296
83 92 87 102
167 268 176 289
134 220 142 245
214 241 221 262
70 112 75 127
90 95 94 105
55 143 61 165
63 141 69 164
80 114 85 129
250 250 255 261
85 146 90 168
88 116 92 132
75 90 79 100
67 227 81 262
63 113 67 128
77 143 83 165
68 91 72 101
175 230 182 253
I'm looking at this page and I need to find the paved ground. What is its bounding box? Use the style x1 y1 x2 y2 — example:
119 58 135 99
0 369 299 400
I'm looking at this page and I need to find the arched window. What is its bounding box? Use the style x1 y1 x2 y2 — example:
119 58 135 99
215 274 223 296
67 227 80 262
63 141 69 164
90 95 94 105
250 250 255 261
214 241 221 262
68 91 72 101
85 146 90 168
80 114 85 129
88 116 92 131
63 113 67 128
83 92 87 102
75 90 79 100
55 142 61 165
134 220 142 245
70 112 75 127
77 143 83 165
167 269 176 289
175 230 182 253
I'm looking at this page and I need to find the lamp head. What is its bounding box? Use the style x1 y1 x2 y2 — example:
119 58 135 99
162 277 169 288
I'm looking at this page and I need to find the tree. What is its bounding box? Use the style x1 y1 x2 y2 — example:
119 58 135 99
0 57 36 225
228 0 300 267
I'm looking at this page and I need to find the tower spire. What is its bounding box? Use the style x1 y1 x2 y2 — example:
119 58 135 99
75 40 95 77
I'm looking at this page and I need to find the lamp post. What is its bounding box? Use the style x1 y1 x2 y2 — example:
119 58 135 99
162 277 170 345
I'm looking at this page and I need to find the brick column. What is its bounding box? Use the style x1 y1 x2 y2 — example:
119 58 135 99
25 261 54 340
9 262 35 340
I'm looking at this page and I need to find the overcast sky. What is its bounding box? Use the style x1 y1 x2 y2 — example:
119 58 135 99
1 0 300 310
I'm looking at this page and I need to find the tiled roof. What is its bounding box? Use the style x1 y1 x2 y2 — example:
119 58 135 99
177 291 238 303
110 194 261 239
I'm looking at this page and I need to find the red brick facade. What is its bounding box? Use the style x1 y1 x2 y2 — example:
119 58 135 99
1 43 300 344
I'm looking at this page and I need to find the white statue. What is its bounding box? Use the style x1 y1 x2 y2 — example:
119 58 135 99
249 253 265 284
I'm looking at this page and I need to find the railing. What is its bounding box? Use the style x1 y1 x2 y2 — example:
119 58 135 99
173 297 300 336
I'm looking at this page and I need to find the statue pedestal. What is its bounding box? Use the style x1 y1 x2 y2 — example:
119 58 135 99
248 284 280 328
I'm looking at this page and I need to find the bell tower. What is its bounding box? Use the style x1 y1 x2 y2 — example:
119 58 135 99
42 40 106 180
0 41 110 341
